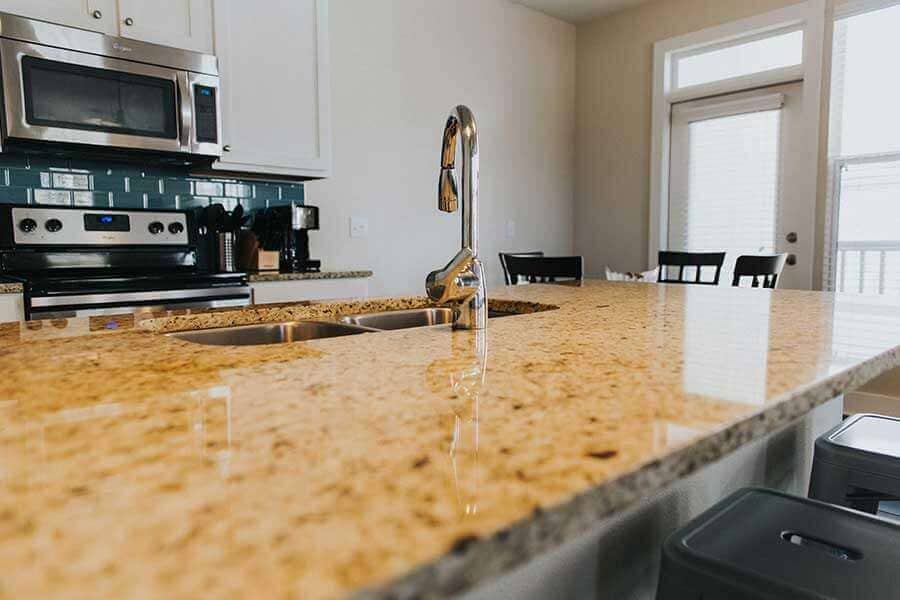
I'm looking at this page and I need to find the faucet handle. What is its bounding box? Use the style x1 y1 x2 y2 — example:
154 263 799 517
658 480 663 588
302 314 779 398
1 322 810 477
439 169 459 213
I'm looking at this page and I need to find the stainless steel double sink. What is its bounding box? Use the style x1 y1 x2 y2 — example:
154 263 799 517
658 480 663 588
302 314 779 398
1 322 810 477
169 308 460 346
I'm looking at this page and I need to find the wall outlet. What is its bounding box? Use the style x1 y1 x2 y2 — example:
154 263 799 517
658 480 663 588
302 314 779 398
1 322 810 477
350 216 369 238
506 219 516 239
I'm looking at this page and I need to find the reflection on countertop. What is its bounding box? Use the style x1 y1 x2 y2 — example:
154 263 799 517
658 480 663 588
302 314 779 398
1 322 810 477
247 270 374 282
1 282 900 598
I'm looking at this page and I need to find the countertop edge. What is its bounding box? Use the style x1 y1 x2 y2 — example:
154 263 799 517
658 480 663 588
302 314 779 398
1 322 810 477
354 342 900 599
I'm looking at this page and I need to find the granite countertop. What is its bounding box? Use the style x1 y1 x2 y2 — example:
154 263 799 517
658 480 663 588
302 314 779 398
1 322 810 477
248 270 374 282
1 282 900 598
0 281 23 294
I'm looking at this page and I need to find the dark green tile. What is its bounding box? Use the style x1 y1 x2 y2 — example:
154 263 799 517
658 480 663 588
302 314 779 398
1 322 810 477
0 187 29 204
280 184 304 202
148 195 178 209
111 192 145 208
0 155 28 169
244 197 269 211
92 174 127 193
162 179 192 195
254 184 279 202
128 177 161 194
27 156 69 170
8 169 45 188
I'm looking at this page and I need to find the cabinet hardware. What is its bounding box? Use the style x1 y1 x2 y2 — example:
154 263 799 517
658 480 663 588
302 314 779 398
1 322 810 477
92 9 103 19
223 145 232 152
124 17 134 26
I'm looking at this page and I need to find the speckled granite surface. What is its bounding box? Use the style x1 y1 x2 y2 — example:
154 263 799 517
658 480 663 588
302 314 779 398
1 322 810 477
248 270 374 282
1 282 900 598
0 282 23 294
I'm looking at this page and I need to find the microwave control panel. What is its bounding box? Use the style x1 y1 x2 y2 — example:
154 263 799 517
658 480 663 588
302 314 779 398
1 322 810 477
194 85 218 144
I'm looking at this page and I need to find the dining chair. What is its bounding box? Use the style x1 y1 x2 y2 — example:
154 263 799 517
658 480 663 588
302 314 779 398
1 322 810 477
657 251 726 285
504 255 583 285
499 251 544 285
731 254 787 289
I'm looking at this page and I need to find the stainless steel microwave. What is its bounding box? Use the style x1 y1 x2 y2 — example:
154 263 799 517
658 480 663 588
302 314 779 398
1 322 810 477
0 12 221 163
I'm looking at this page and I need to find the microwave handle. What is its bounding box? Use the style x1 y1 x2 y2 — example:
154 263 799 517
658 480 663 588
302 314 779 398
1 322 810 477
176 71 193 153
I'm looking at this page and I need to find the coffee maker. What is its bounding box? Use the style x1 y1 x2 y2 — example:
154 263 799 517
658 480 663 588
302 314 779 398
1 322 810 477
254 205 321 273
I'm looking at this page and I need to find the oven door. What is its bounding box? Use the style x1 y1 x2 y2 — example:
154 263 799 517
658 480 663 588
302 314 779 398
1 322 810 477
0 38 193 155
25 273 251 319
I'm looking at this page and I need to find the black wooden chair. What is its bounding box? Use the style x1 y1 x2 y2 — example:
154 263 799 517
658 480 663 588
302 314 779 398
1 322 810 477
657 251 726 285
731 254 787 289
499 251 544 285
504 255 583 285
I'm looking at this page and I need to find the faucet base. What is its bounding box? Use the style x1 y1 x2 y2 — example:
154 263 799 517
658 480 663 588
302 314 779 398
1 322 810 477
452 259 487 331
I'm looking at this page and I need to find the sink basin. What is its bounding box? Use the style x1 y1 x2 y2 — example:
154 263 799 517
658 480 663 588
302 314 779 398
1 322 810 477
169 307 524 347
338 308 454 330
168 321 377 346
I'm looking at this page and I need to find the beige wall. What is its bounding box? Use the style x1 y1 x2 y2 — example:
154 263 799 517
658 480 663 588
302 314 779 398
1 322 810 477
306 0 577 297
574 0 835 282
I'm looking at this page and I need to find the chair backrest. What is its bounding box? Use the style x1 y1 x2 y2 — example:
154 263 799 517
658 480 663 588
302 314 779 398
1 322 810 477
499 251 544 285
657 251 726 285
504 255 583 285
731 254 787 289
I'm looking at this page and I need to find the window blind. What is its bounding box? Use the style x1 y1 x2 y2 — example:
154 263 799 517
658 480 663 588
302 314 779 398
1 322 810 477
669 102 782 283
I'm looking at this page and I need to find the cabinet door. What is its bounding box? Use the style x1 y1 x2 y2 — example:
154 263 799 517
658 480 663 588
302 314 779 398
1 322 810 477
0 0 118 35
117 0 213 53
212 0 332 178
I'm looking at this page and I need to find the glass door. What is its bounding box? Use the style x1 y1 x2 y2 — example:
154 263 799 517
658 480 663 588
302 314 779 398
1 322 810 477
667 83 813 288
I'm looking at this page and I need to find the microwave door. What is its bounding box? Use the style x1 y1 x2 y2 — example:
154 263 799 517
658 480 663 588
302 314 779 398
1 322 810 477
0 38 188 155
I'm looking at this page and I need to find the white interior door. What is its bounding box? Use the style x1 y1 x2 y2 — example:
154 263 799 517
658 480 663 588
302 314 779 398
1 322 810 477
668 83 813 289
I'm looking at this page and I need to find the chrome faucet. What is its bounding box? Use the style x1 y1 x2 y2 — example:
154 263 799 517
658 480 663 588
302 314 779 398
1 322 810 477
425 105 487 330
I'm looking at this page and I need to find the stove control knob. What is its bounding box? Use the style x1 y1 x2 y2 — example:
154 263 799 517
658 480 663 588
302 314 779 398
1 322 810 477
19 218 38 233
45 218 63 233
168 222 184 235
148 221 165 235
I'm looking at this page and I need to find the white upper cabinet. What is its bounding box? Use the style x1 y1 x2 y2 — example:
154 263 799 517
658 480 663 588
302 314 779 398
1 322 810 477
212 0 332 178
0 0 118 35
0 0 213 52
117 0 213 53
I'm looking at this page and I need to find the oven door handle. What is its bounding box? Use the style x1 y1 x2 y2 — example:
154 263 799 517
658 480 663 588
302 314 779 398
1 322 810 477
30 286 250 309
177 70 193 153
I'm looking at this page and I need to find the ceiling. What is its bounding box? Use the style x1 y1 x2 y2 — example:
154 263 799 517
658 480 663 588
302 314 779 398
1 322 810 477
511 0 653 24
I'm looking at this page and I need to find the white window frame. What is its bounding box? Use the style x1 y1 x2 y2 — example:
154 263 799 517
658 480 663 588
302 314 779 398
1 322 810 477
669 25 805 98
823 0 900 291
649 1 827 285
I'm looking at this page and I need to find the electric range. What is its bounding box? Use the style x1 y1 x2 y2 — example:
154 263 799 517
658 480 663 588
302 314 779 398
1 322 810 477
0 205 250 319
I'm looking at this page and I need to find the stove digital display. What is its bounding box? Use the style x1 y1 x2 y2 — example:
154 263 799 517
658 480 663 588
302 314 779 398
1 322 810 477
84 213 130 232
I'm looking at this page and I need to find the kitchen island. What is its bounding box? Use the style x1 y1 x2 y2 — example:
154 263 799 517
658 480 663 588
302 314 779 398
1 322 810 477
0 281 898 598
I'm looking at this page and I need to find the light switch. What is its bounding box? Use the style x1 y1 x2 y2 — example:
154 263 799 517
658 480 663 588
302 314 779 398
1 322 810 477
350 216 369 238
506 220 516 239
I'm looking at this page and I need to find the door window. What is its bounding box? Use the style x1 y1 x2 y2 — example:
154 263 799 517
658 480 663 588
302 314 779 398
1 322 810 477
668 92 785 283
22 56 178 139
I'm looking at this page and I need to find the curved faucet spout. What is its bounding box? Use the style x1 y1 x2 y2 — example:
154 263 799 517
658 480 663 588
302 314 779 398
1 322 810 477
427 106 486 330
439 106 480 256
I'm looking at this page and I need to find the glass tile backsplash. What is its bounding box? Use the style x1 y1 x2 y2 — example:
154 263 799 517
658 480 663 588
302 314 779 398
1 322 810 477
0 154 304 210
